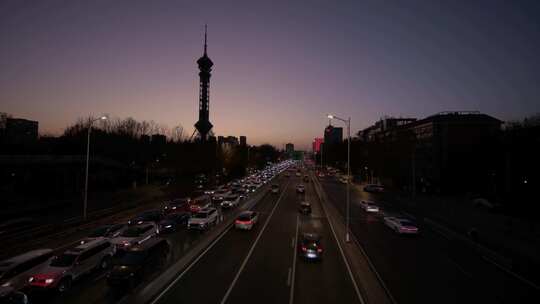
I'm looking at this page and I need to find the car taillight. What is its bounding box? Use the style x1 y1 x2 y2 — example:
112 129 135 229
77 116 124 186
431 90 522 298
317 247 323 253
236 220 252 225
301 246 307 252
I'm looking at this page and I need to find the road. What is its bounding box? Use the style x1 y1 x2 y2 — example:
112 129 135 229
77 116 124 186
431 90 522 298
320 176 540 304
154 174 361 304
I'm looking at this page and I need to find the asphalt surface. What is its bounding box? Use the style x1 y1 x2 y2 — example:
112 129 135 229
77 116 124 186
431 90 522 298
155 174 360 304
320 176 540 304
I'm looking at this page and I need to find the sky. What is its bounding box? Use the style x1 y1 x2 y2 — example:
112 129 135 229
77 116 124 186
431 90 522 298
1 0 539 150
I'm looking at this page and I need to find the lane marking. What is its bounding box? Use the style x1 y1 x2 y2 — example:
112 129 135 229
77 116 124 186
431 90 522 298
446 257 473 278
150 175 288 304
311 173 366 304
287 267 292 286
220 180 291 304
289 214 299 304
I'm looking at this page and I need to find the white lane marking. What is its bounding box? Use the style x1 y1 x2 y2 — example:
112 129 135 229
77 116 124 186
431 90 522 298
482 255 540 291
311 173 366 304
289 214 299 304
220 180 291 304
287 267 292 286
149 224 233 304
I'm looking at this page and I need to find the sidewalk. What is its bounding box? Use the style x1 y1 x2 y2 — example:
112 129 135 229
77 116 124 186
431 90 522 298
353 181 540 285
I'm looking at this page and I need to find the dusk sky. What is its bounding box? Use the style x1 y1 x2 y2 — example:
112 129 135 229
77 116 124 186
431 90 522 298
1 0 539 149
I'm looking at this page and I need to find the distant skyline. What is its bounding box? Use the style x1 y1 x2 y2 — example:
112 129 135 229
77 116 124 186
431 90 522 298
1 0 539 150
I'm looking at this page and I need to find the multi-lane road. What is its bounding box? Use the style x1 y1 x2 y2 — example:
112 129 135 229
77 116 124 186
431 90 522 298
153 174 362 304
320 176 540 304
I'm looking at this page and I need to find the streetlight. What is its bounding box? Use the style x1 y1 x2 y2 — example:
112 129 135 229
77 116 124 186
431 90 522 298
84 115 107 221
327 114 351 243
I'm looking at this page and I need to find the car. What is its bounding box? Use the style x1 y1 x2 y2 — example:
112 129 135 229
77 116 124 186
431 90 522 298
212 189 230 203
0 287 28 304
364 184 385 193
318 172 325 178
204 188 216 195
157 213 190 234
295 172 301 177
0 249 54 293
87 224 127 238
189 195 212 213
163 198 191 214
383 217 419 234
187 208 219 231
220 195 240 209
28 238 115 292
360 200 379 212
303 175 310 182
231 187 248 200
297 233 323 260
234 211 259 230
299 202 312 215
285 173 290 178
271 184 279 194
296 184 305 194
106 238 169 288
111 224 158 250
127 210 163 226
339 177 348 184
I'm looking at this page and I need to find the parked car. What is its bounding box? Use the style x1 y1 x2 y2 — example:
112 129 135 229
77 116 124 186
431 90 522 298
187 208 219 231
383 217 419 234
157 213 190 234
163 198 191 214
0 249 53 293
106 238 169 288
296 184 305 194
220 195 240 209
234 211 259 230
297 233 323 261
271 184 280 194
299 202 312 215
360 200 379 213
111 224 158 250
364 184 385 193
88 224 126 238
0 287 28 304
127 210 163 226
28 238 115 292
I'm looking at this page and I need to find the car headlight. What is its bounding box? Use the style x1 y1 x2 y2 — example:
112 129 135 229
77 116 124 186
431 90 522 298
2 282 11 287
165 225 172 228
172 206 177 210
45 278 55 284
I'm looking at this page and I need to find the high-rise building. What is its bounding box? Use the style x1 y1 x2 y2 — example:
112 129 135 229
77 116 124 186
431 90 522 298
239 136 247 146
285 143 294 154
324 125 343 145
312 138 323 153
0 113 38 145
194 25 214 142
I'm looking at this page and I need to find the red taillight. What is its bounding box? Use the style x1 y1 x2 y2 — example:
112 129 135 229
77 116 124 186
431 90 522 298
301 246 307 252
236 220 252 225
317 248 323 253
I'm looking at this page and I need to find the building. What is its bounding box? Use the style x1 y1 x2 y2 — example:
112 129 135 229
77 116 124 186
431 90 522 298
357 117 417 142
324 125 343 145
0 113 38 145
312 138 323 153
194 25 214 142
218 135 239 147
239 136 247 146
285 143 294 154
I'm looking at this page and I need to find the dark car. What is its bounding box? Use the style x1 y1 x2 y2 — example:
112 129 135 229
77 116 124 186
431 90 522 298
299 202 312 215
128 210 163 226
158 213 190 234
0 288 28 304
163 198 191 215
298 233 323 261
88 224 126 238
303 175 310 182
106 238 169 288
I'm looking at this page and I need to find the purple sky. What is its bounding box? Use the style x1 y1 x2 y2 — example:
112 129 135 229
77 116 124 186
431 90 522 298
1 0 539 149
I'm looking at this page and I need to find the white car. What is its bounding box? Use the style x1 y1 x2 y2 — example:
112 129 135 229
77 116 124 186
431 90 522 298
383 217 419 234
220 195 240 209
187 208 218 230
234 211 259 230
360 200 379 212
111 223 158 250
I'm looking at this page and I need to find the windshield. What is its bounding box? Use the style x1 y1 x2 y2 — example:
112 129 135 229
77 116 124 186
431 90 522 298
121 227 144 237
50 254 77 267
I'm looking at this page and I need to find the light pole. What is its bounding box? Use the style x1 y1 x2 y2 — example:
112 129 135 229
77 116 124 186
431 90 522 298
84 115 107 221
327 114 351 243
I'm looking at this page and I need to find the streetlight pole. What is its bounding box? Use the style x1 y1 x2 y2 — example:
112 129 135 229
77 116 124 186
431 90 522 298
83 116 107 221
327 114 351 243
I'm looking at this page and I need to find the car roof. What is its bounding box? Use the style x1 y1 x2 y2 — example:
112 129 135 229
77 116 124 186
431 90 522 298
128 237 167 252
301 233 320 241
199 207 216 213
238 211 255 216
68 237 108 252
0 249 53 270
300 202 311 206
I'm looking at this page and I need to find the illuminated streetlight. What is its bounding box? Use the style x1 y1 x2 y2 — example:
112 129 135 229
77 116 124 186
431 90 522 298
84 115 107 221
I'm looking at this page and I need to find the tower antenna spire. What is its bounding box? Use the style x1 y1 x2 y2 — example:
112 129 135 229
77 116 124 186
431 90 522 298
204 24 208 55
